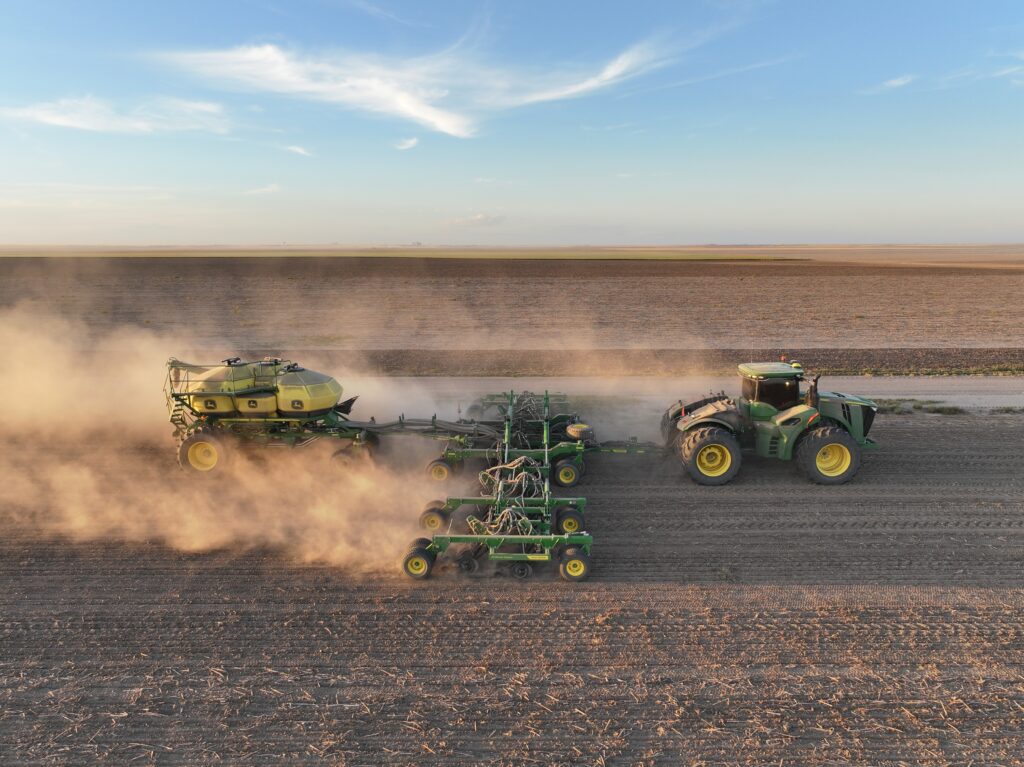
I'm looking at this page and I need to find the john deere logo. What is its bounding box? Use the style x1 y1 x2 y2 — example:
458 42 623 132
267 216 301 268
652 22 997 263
204 399 216 409
247 399 257 408
291 400 303 409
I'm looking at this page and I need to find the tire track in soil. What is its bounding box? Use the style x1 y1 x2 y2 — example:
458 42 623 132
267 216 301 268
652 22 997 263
1 415 1024 764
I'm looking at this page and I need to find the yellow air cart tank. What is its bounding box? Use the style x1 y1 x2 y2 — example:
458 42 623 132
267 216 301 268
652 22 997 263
275 365 344 417
184 362 256 415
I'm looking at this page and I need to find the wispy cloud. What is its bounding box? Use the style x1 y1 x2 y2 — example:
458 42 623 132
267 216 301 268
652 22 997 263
860 74 916 95
394 137 418 150
161 38 672 138
284 144 312 156
346 0 426 28
244 183 280 195
624 55 797 96
0 96 229 134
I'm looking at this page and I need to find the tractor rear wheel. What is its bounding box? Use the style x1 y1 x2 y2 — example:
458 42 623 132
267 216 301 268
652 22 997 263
178 432 228 474
796 426 862 484
681 427 741 485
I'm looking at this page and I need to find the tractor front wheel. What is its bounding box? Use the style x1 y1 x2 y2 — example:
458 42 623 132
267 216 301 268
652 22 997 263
796 426 862 484
178 432 228 475
680 427 741 485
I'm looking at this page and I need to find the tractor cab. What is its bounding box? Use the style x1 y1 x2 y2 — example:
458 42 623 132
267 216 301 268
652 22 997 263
737 362 807 421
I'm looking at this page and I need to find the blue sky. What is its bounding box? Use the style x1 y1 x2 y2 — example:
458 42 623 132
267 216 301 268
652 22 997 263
1 0 1022 245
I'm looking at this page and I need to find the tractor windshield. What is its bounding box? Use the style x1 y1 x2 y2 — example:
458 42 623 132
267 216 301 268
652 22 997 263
757 378 802 411
741 377 757 401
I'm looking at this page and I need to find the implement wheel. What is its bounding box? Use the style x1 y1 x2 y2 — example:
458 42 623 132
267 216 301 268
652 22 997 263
559 549 592 582
565 422 596 444
796 426 862 485
681 427 741 486
178 432 228 474
426 459 453 482
555 507 584 535
419 505 450 532
553 459 583 488
402 546 435 580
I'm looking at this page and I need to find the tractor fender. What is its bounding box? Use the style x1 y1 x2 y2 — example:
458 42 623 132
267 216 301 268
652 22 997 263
677 416 740 435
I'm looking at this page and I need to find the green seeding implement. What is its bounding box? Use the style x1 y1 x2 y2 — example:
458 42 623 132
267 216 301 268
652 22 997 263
165 357 880 581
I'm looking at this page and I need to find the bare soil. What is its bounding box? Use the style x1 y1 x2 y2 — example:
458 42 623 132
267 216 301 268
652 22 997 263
2 256 1024 367
2 253 1024 765
2 413 1024 765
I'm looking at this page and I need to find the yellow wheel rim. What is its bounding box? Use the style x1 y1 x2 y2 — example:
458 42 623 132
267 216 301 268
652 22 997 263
430 463 450 481
565 558 585 577
696 444 731 477
424 513 442 531
561 516 580 533
815 444 852 477
558 466 577 484
187 441 219 472
406 556 427 575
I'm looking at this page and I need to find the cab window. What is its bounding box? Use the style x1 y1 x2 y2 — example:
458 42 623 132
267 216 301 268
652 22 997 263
741 377 757 401
757 378 801 410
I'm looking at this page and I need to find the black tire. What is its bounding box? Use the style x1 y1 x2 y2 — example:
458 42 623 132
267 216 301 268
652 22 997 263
559 549 592 582
552 459 582 487
456 548 481 574
178 431 228 474
419 507 450 532
680 426 741 486
510 562 532 579
407 537 433 552
330 443 374 468
796 426 862 485
402 547 434 580
555 507 585 535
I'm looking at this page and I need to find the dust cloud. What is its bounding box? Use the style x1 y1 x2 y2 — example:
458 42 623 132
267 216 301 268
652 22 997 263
0 303 447 572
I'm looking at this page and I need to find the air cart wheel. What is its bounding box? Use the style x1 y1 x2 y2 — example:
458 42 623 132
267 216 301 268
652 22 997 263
419 505 450 532
553 459 583 487
796 426 862 485
330 443 374 468
681 427 741 486
555 507 585 535
178 432 228 475
426 459 453 482
402 547 435 580
559 549 592 582
510 562 532 580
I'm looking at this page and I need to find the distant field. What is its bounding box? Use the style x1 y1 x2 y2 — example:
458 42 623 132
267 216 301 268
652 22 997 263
3 256 1024 372
3 244 1024 264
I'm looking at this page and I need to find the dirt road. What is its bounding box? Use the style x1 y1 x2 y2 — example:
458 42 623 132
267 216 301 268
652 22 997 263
2 412 1023 765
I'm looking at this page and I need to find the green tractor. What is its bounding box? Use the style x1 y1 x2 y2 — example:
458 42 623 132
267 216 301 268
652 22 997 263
661 361 878 485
